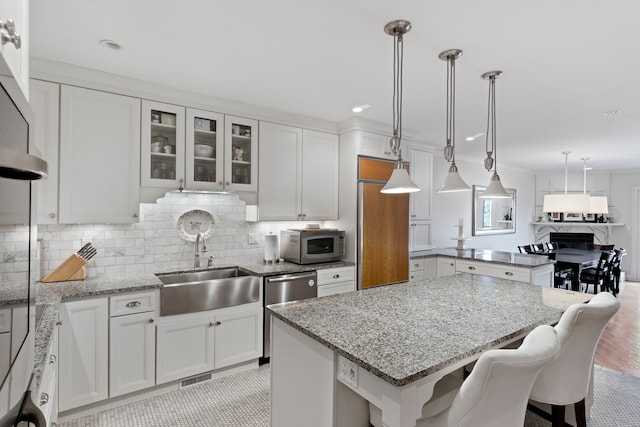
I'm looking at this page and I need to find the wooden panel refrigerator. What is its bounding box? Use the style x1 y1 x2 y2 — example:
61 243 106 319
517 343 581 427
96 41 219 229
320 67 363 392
358 157 409 288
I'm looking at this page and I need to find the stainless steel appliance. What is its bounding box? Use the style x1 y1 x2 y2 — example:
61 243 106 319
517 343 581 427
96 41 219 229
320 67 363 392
280 229 344 265
0 54 48 426
262 271 317 360
358 157 409 288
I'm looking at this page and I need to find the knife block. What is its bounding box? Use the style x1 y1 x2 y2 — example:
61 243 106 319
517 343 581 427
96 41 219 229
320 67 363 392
42 254 87 283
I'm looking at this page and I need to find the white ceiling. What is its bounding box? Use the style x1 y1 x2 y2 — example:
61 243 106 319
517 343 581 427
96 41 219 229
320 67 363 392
29 0 640 173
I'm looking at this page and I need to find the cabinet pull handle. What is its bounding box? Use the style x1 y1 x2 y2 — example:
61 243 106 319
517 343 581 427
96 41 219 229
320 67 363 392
48 213 55 218
333 274 340 279
126 301 142 308
209 321 222 327
40 392 49 405
49 354 56 364
56 321 62 326
0 19 16 35
468 266 476 270
505 271 514 276
1 31 21 49
413 263 419 268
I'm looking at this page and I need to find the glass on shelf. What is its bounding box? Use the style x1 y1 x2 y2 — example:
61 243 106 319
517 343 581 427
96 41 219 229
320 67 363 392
151 110 177 127
194 117 216 132
151 160 176 180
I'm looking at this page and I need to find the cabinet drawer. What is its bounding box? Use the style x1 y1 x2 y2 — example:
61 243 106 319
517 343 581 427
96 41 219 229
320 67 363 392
409 259 425 272
317 281 354 297
0 309 10 333
110 291 157 317
409 270 425 281
317 267 355 286
456 261 530 283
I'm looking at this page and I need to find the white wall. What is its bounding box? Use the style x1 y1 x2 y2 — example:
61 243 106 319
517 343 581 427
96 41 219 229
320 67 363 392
609 171 639 280
431 155 536 252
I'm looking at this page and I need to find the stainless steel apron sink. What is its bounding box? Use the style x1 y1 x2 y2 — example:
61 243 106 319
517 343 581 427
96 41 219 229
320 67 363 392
156 267 260 316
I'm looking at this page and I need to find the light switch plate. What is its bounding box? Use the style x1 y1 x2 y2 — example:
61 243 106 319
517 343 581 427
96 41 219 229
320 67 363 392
337 355 358 388
248 233 260 244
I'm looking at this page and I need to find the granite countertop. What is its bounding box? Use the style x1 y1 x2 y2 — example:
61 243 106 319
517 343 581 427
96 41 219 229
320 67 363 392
267 273 591 387
30 260 355 394
411 247 554 268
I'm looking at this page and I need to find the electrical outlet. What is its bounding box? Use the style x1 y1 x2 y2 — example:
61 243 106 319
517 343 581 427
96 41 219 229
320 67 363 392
248 233 260 245
337 355 358 388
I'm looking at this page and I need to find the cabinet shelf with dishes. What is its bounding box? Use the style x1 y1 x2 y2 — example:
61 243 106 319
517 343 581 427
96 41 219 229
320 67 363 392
142 101 185 187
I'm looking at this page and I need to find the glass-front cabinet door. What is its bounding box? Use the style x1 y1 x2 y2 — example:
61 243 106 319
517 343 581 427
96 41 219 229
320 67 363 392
186 108 224 191
224 115 258 192
141 100 185 188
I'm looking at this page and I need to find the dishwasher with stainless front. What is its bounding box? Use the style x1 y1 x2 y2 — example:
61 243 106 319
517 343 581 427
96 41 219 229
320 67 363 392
262 270 317 361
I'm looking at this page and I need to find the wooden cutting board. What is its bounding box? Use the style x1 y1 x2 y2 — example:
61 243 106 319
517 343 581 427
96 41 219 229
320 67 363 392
42 253 86 283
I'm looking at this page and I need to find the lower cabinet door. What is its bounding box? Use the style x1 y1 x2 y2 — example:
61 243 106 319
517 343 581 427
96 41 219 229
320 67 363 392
109 312 156 397
214 305 262 369
156 312 215 384
58 298 109 411
317 281 355 297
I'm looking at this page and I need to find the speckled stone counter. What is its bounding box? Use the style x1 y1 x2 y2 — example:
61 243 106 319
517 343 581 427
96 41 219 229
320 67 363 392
411 247 553 268
268 273 590 387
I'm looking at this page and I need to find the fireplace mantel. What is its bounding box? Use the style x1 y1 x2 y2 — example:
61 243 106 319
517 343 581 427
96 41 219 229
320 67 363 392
532 222 624 244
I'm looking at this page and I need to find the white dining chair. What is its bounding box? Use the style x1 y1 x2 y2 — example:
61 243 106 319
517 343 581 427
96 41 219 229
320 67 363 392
528 292 620 427
369 324 560 427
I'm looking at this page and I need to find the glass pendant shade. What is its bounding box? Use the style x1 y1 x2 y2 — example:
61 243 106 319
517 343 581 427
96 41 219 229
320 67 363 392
542 193 591 213
479 172 510 198
381 163 420 193
589 196 609 214
437 163 470 192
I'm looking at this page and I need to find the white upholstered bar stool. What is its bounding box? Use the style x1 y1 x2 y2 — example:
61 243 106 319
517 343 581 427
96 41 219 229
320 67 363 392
369 324 560 427
528 292 620 427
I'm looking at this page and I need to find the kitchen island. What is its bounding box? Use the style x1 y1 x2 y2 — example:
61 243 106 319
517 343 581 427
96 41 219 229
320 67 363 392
267 273 591 427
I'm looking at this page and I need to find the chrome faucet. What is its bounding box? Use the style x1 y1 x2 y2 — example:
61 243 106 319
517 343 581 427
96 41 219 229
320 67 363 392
194 232 207 269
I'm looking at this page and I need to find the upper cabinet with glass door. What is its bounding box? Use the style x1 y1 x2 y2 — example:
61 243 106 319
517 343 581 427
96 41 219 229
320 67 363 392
141 100 185 188
223 116 258 192
186 108 224 191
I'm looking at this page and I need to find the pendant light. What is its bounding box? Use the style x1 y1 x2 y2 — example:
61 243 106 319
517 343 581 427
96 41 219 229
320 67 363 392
380 20 420 194
582 157 609 215
479 71 510 198
437 49 470 193
542 152 591 213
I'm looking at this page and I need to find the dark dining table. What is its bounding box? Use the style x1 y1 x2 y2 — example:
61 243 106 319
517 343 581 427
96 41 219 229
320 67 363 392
550 248 605 291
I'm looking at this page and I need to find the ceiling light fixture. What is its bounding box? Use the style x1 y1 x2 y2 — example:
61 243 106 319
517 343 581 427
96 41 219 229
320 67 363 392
352 104 370 113
380 20 420 194
99 39 122 50
479 71 510 198
542 152 591 213
437 49 470 193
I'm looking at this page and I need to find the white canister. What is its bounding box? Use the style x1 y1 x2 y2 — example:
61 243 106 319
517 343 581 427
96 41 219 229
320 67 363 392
264 234 279 263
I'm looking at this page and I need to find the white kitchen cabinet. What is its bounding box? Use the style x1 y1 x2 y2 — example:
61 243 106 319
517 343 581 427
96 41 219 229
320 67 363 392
0 0 28 97
30 79 60 224
37 320 58 427
214 304 262 369
156 303 262 384
224 115 258 192
109 311 156 397
436 257 456 277
141 100 186 189
410 221 432 253
317 266 355 297
409 147 433 252
356 130 408 160
58 297 108 411
185 108 225 191
59 86 141 223
156 311 215 384
455 260 554 286
109 290 157 398
259 122 338 220
409 258 425 281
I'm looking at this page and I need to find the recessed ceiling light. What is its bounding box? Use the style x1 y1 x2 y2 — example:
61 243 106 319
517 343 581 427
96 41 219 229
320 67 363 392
465 132 484 141
352 104 370 113
99 39 122 50
603 110 621 116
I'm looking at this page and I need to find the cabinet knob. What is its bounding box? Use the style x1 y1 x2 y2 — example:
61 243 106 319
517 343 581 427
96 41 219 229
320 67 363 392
49 354 56 364
218 181 223 185
0 19 16 35
333 274 340 279
209 321 221 327
40 392 49 405
1 31 21 49
505 271 514 276
56 321 62 326
126 301 141 308
149 318 154 323
413 263 419 268
133 213 139 218
48 213 55 219
468 266 476 271
225 182 230 186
